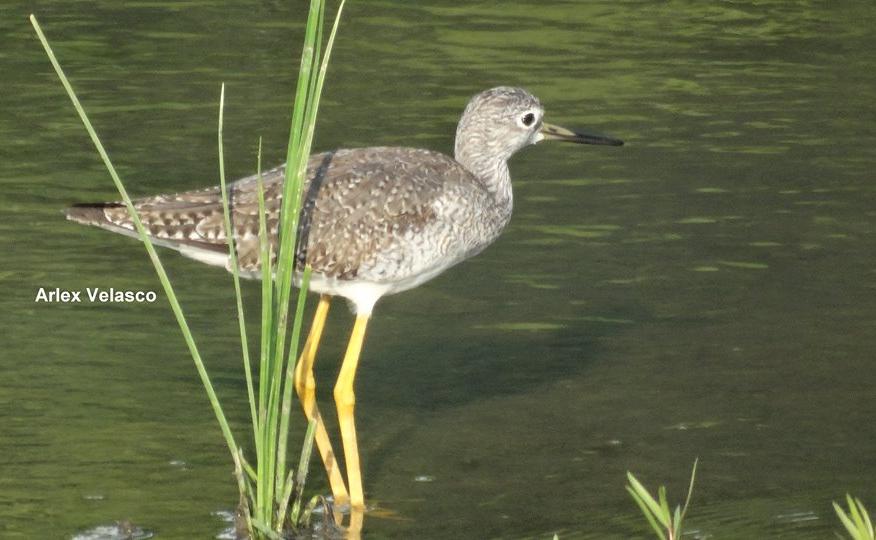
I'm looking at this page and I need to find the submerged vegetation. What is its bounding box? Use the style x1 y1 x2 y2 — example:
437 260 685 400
31 1 345 537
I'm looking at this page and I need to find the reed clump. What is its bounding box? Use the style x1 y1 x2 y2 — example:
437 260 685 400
626 459 698 540
31 1 345 537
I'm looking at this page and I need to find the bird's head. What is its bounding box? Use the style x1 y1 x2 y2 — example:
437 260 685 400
455 86 623 165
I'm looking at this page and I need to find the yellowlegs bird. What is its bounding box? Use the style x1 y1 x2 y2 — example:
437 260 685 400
65 86 622 512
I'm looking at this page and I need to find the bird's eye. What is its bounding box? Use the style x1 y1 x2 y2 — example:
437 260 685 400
522 112 535 126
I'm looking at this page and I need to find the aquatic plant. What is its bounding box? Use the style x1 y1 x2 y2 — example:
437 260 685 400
834 494 874 540
626 459 698 540
30 1 345 536
625 463 875 539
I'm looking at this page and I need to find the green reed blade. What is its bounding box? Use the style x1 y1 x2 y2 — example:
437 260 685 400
218 83 259 443
234 450 255 540
240 451 258 484
265 1 323 513
834 501 858 538
299 0 346 162
275 0 346 492
275 0 346 495
276 267 311 498
300 494 325 530
29 13 240 467
256 136 274 428
255 137 274 522
250 518 281 540
626 484 667 540
657 486 670 525
272 0 322 384
302 1 324 137
848 496 869 536
289 418 318 525
275 466 297 534
679 458 698 523
627 472 668 528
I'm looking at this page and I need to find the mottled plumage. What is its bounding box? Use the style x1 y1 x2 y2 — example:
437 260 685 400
66 86 621 314
64 86 622 514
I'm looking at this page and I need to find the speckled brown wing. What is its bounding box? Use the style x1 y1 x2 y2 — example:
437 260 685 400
65 147 475 280
64 182 247 255
294 147 459 280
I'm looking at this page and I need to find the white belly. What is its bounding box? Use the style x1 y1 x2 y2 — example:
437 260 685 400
305 259 457 316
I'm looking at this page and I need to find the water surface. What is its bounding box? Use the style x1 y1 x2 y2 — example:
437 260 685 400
2 1 875 538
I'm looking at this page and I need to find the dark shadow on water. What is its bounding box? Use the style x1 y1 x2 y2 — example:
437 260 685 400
357 294 643 411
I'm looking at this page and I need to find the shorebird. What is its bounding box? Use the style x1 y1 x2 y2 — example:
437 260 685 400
65 86 622 511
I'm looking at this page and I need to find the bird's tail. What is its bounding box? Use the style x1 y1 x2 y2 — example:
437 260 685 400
64 202 124 227
63 201 234 270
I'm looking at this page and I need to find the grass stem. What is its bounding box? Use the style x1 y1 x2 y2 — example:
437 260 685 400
218 83 259 445
29 12 240 468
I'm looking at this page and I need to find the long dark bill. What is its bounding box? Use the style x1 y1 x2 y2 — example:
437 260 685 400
540 122 623 146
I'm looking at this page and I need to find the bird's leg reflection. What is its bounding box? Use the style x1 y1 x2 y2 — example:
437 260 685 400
346 506 364 538
294 294 350 506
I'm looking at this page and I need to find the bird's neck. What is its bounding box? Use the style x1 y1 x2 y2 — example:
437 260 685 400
454 142 514 218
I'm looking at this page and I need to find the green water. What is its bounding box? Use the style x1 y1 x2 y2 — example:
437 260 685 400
3 1 876 538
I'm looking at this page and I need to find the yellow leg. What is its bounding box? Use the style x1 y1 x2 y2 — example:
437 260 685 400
294 295 349 504
334 314 370 510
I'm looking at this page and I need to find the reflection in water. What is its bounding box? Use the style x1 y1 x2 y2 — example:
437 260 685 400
3 0 876 538
347 508 363 539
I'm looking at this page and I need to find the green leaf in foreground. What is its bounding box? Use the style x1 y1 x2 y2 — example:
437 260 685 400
29 11 241 474
834 494 874 540
626 458 698 540
218 83 259 446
